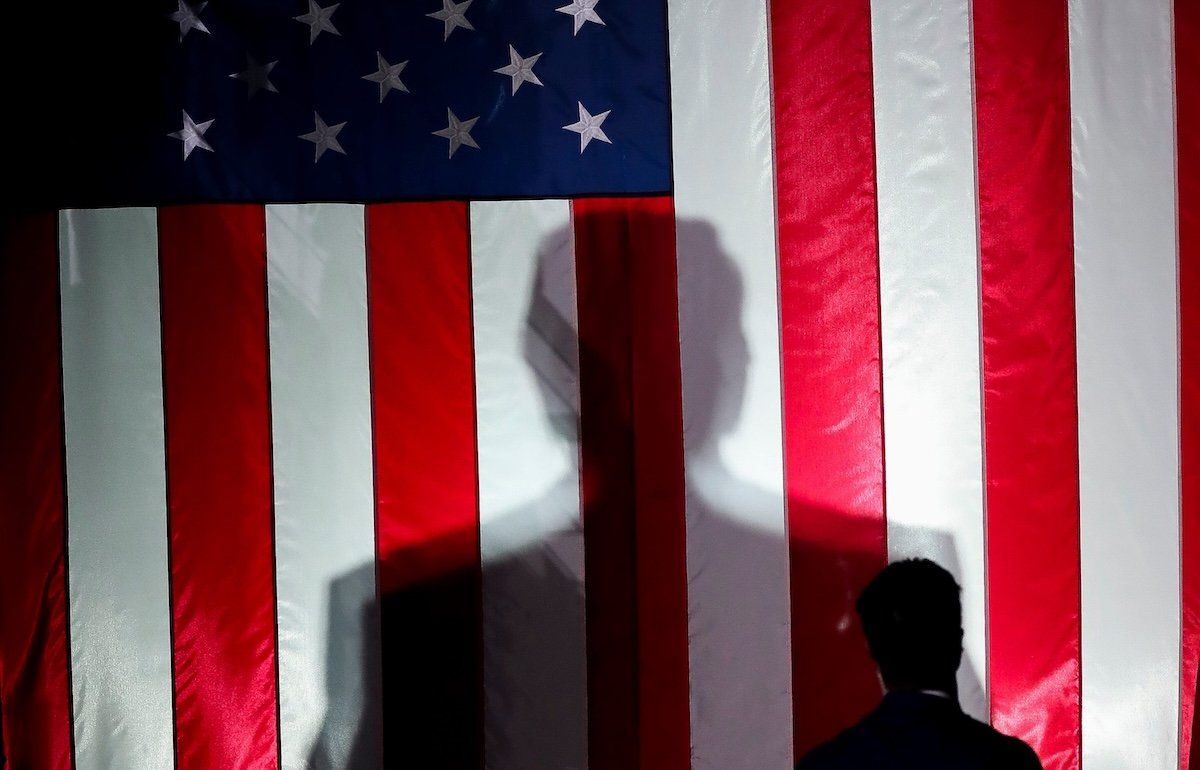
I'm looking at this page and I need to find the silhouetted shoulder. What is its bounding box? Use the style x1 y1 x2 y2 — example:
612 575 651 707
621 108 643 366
1006 737 1043 769
794 737 844 769
987 730 1043 769
958 719 1043 769
795 695 1044 770
793 719 885 770
956 713 1043 769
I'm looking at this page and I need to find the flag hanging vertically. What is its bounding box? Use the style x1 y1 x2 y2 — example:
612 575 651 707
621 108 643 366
0 0 1195 769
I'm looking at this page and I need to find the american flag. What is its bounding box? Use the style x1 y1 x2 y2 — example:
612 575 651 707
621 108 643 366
0 0 1197 769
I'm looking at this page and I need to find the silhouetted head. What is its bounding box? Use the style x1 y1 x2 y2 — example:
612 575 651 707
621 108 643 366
524 214 747 451
856 559 964 695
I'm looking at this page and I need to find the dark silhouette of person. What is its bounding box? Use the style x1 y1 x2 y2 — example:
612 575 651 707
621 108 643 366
797 559 1042 770
306 210 985 768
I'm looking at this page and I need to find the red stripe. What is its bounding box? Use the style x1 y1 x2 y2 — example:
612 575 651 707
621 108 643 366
573 196 690 770
0 213 74 769
365 202 483 767
971 2 1082 766
768 0 889 757
1179 0 1200 765
158 205 280 769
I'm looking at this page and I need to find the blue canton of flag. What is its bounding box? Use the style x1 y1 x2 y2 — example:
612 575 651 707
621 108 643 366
21 0 671 206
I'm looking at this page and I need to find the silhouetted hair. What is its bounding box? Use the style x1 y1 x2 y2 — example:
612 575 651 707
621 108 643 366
856 559 963 689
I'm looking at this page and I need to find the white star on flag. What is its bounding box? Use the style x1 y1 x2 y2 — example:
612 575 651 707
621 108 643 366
169 1 209 41
168 111 214 160
362 53 409 102
299 112 347 161
432 109 480 158
556 0 604 36
427 0 474 41
563 102 611 152
494 46 544 95
294 0 340 44
229 55 278 98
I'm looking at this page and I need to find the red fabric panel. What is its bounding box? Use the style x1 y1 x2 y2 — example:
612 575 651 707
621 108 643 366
573 196 689 770
158 206 280 770
768 0 889 757
0 213 74 769
972 2 1082 767
1180 0 1200 766
365 202 483 767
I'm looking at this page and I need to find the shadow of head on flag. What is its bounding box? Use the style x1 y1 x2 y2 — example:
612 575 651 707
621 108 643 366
307 206 979 769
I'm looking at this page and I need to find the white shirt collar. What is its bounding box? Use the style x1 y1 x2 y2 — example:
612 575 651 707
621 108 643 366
916 688 953 700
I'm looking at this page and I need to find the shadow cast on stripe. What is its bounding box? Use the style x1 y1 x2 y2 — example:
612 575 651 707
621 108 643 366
305 213 981 769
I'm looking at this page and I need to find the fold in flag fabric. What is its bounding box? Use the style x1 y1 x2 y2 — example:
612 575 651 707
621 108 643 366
0 0 1195 769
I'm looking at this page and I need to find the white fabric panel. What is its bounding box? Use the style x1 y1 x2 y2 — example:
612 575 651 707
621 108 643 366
266 204 382 770
869 0 988 720
1068 2 1181 767
666 1 793 766
58 208 174 769
469 200 589 770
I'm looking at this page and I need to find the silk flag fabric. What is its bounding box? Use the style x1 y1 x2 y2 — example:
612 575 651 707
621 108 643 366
0 0 1195 768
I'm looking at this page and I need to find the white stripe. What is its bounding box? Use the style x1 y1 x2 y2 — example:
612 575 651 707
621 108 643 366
869 0 989 720
1068 1 1181 766
469 200 588 770
266 204 382 770
59 208 174 769
667 0 793 765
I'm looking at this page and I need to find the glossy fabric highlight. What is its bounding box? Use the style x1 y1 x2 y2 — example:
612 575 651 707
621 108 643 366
767 0 889 758
159 205 280 769
60 208 176 768
1178 0 1200 765
1068 0 1182 766
869 0 989 721
266 204 381 769
668 0 795 766
470 200 589 770
971 1 1083 767
366 202 484 767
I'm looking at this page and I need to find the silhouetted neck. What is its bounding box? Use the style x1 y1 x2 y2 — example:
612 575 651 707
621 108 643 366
881 671 959 701
881 689 961 712
916 688 954 700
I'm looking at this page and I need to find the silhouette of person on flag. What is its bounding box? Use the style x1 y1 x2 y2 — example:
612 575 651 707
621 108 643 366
797 559 1041 770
